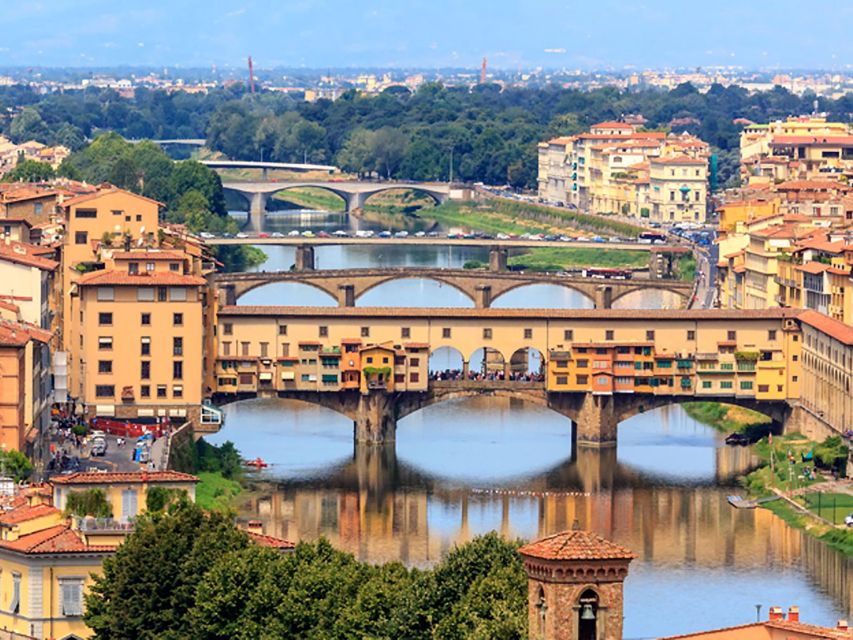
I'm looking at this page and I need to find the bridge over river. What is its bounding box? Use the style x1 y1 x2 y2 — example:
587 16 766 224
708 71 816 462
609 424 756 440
213 267 694 309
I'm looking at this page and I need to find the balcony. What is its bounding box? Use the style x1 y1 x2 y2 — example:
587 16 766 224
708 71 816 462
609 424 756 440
75 517 135 533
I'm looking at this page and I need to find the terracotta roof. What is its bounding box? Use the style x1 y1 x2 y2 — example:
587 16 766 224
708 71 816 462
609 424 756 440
0 240 59 271
0 524 115 555
798 309 853 345
61 186 163 209
776 180 851 191
732 264 747 274
0 320 51 347
770 135 853 146
404 342 430 349
50 471 199 485
0 299 19 314
219 306 802 321
0 504 60 526
110 251 186 261
247 531 295 549
518 530 636 561
590 121 635 130
651 156 707 165
797 262 831 274
77 270 205 287
662 620 853 640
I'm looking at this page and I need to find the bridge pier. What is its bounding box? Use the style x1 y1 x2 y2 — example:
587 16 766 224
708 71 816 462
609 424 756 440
222 283 237 306
649 251 675 279
594 285 613 309
345 192 366 213
489 247 508 272
337 284 355 307
573 394 619 447
474 284 492 308
354 391 397 444
295 245 315 271
249 192 268 232
575 445 617 493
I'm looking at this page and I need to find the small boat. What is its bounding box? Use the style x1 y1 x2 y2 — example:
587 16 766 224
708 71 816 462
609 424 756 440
725 433 750 446
243 457 268 469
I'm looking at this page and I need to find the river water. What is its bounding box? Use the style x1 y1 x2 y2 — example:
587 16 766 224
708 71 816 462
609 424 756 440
214 209 852 638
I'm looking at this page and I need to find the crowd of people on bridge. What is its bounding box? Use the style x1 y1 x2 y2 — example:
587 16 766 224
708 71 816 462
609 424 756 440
429 369 545 382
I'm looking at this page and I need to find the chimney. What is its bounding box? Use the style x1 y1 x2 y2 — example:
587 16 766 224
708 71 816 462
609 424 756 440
837 621 849 632
787 607 799 623
768 606 785 622
246 519 263 535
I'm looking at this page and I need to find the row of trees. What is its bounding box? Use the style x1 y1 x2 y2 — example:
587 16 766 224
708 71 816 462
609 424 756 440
85 500 527 639
4 82 852 189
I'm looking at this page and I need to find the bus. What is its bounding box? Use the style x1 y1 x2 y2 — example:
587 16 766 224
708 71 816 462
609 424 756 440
581 267 633 280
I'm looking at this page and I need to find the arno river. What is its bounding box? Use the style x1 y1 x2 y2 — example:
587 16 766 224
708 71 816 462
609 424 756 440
211 210 852 638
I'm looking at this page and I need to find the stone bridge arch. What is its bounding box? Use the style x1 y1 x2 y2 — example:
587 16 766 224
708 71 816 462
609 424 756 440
354 275 477 306
609 284 691 306
488 280 597 307
227 278 340 305
359 186 446 208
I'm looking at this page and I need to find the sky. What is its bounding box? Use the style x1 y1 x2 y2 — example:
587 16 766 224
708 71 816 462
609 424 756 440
2 0 851 70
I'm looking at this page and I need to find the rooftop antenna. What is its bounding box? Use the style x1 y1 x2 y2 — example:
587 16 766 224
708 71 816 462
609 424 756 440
248 56 256 93
481 57 487 84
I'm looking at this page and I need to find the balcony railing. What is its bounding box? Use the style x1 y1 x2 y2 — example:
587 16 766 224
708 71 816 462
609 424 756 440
74 517 135 533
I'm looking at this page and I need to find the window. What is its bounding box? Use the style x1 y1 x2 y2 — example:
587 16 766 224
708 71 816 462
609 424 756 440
169 262 179 272
141 312 151 325
136 214 142 222
98 360 112 374
646 330 655 341
576 375 588 385
793 355 798 362
260 342 269 358
442 328 451 339
98 337 113 350
361 327 370 337
173 385 183 398
221 341 231 356
319 326 328 337
141 361 150 379
34 202 43 215
60 579 84 617
111 209 123 216
137 287 155 301
687 330 695 341
702 380 712 389
524 328 533 339
727 330 737 341
576 360 589 368
157 385 167 398
74 230 88 245
483 328 493 340
170 287 187 302
740 381 753 390
11 572 20 613
720 380 733 389
97 287 114 301
605 330 614 340
241 342 250 357
140 385 150 398
401 327 410 339
410 372 420 383
410 358 420 366
278 324 288 335
129 262 139 275
98 312 112 326
75 208 97 219
95 385 114 398
564 329 573 341
556 375 568 385
173 313 183 326
173 337 183 356
758 385 769 393
768 330 777 341
157 287 167 301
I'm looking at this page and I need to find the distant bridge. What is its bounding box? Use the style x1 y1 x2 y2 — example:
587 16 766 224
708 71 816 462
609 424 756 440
206 160 338 174
126 138 207 146
220 180 451 227
213 267 693 309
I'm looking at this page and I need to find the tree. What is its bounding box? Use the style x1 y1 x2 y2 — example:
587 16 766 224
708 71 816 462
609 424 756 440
64 489 113 518
4 159 55 182
9 107 50 143
0 450 32 481
53 123 86 151
84 501 249 640
371 126 408 179
169 161 227 215
336 128 375 178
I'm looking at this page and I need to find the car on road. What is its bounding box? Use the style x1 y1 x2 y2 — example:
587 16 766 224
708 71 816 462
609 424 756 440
725 433 750 446
414 231 426 238
270 231 285 238
317 231 331 238
301 230 315 238
236 232 249 238
378 230 392 238
288 230 301 236
427 231 440 238
199 232 215 239
394 230 409 238
90 437 108 457
332 230 349 237
258 232 269 238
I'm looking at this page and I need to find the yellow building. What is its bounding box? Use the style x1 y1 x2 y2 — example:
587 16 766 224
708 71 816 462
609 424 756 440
648 156 708 223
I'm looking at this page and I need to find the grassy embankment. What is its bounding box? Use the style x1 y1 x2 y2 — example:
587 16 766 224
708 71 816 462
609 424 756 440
684 402 853 555
171 438 246 512
195 471 243 511
272 187 346 211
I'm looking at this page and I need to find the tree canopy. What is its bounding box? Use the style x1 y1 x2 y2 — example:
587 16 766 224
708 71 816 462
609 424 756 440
83 500 528 639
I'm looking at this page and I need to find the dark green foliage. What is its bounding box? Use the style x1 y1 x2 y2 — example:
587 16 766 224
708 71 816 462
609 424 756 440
5 159 55 182
813 436 849 473
195 438 242 480
145 487 188 513
4 82 850 189
0 450 33 482
65 489 113 518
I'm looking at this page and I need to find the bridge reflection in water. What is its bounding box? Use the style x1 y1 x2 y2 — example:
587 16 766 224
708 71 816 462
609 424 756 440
216 397 850 634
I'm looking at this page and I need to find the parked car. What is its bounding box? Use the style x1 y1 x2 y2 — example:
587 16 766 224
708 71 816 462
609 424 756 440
288 230 301 236
845 512 853 527
91 437 108 457
270 231 285 238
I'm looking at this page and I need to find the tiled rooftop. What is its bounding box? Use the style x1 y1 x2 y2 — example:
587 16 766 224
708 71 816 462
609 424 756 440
51 471 198 485
518 530 636 562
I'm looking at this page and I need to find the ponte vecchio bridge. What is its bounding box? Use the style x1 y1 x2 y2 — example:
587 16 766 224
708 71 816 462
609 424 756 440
210 307 803 447
213 267 694 309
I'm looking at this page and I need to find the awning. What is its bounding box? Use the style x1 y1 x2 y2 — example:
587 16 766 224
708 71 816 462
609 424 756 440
280 371 295 381
259 373 273 381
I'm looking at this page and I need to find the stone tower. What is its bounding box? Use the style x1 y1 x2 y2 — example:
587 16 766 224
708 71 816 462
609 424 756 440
518 529 636 640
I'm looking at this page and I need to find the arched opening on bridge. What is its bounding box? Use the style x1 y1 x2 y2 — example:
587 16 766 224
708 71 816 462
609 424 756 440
361 188 440 213
270 186 346 213
357 278 474 308
612 289 686 310
468 347 507 380
236 282 337 307
491 284 594 309
508 347 544 379
429 346 465 377
616 402 775 483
